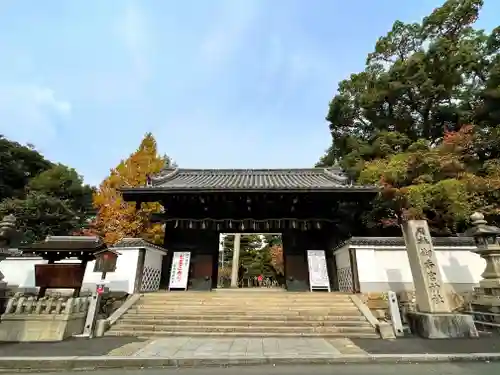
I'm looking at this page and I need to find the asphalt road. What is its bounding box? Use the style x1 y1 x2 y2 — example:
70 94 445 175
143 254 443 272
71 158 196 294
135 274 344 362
10 362 500 375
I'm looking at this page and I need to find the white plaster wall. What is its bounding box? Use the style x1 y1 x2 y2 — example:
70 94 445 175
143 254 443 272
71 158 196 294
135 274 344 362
82 248 139 294
144 249 163 269
334 246 351 269
355 247 485 293
0 257 46 287
1 248 140 294
355 248 384 283
140 249 164 292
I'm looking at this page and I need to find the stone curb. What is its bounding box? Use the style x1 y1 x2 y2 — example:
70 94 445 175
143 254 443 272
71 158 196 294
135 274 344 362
0 353 500 372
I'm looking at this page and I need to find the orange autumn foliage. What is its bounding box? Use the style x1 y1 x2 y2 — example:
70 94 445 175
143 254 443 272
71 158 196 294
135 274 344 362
86 133 171 245
269 244 284 275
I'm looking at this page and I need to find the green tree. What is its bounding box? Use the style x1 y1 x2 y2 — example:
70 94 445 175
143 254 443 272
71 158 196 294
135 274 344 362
318 0 500 234
0 136 52 201
0 163 94 244
222 234 263 260
221 234 268 277
29 164 94 217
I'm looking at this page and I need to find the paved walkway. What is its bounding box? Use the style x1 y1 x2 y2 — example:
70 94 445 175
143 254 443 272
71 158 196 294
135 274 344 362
125 337 366 358
9 363 500 375
1 337 500 371
2 336 500 358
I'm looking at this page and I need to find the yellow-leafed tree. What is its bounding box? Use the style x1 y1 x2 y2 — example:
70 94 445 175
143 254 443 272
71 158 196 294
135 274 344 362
89 133 173 245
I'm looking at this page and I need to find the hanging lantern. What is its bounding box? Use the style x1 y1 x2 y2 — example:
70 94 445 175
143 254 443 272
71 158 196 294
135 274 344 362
201 221 206 229
291 220 296 229
240 222 245 231
174 220 178 228
189 221 193 229
228 220 232 229
315 221 321 230
216 223 221 231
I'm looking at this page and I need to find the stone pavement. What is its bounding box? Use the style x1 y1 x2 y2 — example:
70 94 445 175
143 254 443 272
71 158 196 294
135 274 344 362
125 337 367 358
1 336 500 371
2 336 500 358
8 363 500 375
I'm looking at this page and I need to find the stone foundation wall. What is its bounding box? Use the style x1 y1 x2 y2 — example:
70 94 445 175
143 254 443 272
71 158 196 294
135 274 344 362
361 289 472 324
0 295 91 342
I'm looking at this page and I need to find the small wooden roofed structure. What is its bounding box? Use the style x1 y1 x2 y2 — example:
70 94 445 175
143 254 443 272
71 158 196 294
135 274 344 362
19 236 108 297
20 235 107 262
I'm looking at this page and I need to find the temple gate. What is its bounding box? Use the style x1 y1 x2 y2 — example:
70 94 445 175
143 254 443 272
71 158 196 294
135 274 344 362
121 168 377 292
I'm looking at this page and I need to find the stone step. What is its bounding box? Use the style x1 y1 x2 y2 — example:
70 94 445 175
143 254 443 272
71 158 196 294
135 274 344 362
129 309 361 317
137 298 357 303
110 324 375 334
116 318 372 328
133 304 360 309
128 308 362 316
139 301 355 306
141 293 351 298
105 330 380 338
134 304 357 309
118 313 367 321
140 295 353 299
108 291 378 339
142 292 351 295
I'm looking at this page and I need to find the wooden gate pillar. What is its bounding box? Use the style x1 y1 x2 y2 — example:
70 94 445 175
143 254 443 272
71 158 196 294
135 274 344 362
282 231 309 291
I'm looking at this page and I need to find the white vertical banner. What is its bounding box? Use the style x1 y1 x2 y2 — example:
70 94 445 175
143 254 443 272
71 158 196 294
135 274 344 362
168 252 191 290
307 250 331 291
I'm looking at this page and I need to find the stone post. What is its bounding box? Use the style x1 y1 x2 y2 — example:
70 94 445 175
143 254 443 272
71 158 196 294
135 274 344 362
402 220 478 338
230 233 241 288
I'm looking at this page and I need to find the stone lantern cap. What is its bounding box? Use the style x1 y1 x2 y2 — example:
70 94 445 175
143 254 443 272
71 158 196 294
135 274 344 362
465 212 500 237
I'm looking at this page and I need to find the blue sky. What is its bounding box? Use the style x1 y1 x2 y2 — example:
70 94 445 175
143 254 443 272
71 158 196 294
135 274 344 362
0 0 498 186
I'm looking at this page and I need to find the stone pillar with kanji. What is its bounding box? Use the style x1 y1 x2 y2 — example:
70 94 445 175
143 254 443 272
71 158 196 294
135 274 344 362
402 220 478 339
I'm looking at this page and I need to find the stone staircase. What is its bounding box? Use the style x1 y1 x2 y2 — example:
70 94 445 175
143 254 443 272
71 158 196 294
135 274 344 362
106 290 380 338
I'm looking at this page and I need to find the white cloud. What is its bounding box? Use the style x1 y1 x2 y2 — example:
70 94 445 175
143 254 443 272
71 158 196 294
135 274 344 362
114 0 153 83
0 84 71 146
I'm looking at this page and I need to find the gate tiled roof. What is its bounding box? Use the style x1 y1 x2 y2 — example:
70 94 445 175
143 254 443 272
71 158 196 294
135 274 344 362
128 168 378 192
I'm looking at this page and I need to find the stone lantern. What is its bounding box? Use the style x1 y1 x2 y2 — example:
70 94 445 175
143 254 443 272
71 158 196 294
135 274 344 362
0 214 18 314
0 215 18 283
466 212 500 294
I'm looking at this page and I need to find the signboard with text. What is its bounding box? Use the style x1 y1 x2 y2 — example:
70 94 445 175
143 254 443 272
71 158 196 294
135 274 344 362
307 250 331 292
168 251 191 290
